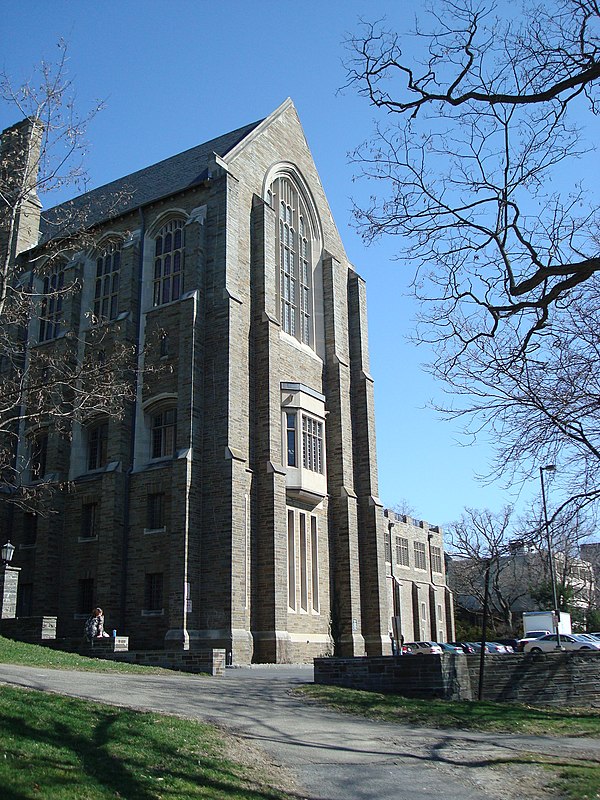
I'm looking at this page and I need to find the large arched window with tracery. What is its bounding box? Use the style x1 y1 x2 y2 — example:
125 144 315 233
270 177 314 347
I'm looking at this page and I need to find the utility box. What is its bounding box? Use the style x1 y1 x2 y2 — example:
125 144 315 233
523 610 571 635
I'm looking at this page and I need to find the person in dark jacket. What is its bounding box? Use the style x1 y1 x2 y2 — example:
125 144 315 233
84 607 109 640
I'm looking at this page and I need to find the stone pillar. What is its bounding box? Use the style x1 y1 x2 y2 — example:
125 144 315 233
348 270 388 655
322 255 365 657
0 565 21 618
250 196 292 663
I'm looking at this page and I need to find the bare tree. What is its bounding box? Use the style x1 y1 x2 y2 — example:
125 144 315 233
434 275 600 514
447 504 595 632
346 0 600 512
446 507 533 632
346 0 600 350
0 44 134 512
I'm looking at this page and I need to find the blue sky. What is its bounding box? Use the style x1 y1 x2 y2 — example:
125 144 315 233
0 1 536 526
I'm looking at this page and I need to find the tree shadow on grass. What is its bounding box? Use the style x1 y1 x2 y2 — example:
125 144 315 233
0 686 297 799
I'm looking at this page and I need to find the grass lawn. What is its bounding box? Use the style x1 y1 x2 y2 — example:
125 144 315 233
0 685 293 800
0 635 179 674
297 683 600 737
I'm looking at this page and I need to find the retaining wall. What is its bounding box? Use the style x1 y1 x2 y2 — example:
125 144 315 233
314 652 600 706
0 616 57 641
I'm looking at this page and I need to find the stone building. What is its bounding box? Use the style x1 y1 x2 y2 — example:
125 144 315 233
1 103 455 661
0 100 396 663
383 510 455 645
576 542 600 608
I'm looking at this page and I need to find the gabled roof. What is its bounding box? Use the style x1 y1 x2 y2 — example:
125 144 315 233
39 118 263 240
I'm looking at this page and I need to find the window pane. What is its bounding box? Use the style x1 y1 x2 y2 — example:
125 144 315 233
153 220 185 307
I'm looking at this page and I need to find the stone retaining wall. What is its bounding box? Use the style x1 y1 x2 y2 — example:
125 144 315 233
0 616 57 642
314 652 600 707
109 649 226 676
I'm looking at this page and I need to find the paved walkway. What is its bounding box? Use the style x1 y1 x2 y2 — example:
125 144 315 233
0 663 598 799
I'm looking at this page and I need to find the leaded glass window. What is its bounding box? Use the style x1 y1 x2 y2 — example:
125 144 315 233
153 219 184 306
271 177 313 346
39 264 65 341
94 241 121 322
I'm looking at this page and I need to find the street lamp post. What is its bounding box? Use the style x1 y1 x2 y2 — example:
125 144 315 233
540 465 561 649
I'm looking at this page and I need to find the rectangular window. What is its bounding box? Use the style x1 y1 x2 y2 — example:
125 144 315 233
430 545 443 573
30 433 48 481
311 516 319 612
78 578 94 615
384 529 392 562
23 513 38 547
414 541 427 570
151 408 177 459
88 423 108 471
396 537 409 567
144 573 163 611
302 415 323 473
287 510 296 610
81 503 98 539
17 583 33 617
146 493 165 531
286 412 297 467
300 513 308 612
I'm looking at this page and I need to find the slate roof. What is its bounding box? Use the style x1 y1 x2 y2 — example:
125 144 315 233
39 118 263 241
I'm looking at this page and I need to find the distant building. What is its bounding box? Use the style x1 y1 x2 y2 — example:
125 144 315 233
383 510 455 644
447 543 595 632
580 542 600 607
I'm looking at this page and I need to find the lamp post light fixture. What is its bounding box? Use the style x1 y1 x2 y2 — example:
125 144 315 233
539 465 561 649
1 541 15 565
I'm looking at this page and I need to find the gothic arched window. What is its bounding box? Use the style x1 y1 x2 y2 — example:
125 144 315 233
39 262 65 342
93 241 121 323
153 219 185 306
270 177 314 346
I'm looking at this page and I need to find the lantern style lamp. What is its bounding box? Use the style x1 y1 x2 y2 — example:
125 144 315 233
1 541 15 565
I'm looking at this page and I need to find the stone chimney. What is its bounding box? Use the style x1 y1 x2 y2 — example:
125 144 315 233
0 117 43 264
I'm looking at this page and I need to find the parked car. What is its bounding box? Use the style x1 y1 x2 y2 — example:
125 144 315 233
517 630 551 651
487 642 511 654
495 638 519 652
575 633 599 644
449 641 476 654
466 641 490 653
523 634 600 653
404 641 443 655
437 642 464 655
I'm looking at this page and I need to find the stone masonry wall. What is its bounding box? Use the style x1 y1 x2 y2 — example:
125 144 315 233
314 652 600 706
